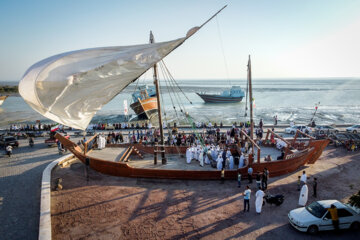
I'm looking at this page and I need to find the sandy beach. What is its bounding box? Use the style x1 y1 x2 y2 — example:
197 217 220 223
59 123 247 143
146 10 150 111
51 146 360 239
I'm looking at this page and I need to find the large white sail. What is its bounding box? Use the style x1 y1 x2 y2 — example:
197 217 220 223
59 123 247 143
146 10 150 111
19 37 186 130
19 6 227 130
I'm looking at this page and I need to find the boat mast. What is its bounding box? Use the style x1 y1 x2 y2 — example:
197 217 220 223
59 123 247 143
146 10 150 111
248 55 254 155
150 31 166 164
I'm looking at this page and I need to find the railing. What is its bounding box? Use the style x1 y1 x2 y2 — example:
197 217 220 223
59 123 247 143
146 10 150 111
84 134 98 155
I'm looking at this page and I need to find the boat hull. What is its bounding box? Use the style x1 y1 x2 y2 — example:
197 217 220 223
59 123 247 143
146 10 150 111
196 93 243 103
55 133 329 180
130 97 157 120
0 95 8 106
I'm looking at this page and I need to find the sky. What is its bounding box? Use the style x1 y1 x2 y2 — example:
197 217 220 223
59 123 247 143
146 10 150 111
1 0 360 81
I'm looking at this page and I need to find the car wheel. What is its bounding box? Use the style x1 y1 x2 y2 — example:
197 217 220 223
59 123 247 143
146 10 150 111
290 131 295 134
351 221 360 230
320 130 324 134
307 225 318 234
353 130 357 134
334 130 339 134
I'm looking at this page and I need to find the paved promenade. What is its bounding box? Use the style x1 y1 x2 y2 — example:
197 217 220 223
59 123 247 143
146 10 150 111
0 138 73 240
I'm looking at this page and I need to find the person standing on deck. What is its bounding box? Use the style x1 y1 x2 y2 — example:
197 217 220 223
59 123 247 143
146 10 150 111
199 147 204 167
229 155 234 169
216 154 223 170
186 147 192 164
239 153 245 168
222 148 227 169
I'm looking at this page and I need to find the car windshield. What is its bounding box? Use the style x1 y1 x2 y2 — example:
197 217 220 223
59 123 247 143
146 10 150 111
306 202 327 218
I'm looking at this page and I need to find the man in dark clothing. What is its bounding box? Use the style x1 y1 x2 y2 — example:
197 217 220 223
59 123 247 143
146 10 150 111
222 149 227 169
262 168 269 190
313 177 317 197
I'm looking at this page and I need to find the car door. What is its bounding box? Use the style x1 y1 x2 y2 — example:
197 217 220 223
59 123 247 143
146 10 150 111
319 211 333 231
338 208 353 229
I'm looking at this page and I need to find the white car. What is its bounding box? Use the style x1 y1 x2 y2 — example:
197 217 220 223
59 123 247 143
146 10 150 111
314 125 340 135
285 125 312 135
346 125 360 133
288 200 360 234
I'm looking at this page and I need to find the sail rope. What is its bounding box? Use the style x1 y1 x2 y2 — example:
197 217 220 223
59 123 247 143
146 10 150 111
158 60 206 148
158 62 179 118
161 60 193 105
215 16 231 87
158 65 182 156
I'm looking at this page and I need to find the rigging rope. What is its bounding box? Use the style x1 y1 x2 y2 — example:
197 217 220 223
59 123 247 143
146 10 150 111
161 60 193 105
158 60 206 148
159 62 179 118
215 16 231 86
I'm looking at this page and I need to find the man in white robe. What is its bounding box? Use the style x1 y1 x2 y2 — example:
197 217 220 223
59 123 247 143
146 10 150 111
204 148 210 164
300 171 307 184
298 183 308 206
216 155 223 170
211 147 216 161
191 147 196 161
199 148 204 167
229 155 234 169
196 146 200 161
226 149 231 158
239 154 245 168
186 147 192 164
255 187 265 214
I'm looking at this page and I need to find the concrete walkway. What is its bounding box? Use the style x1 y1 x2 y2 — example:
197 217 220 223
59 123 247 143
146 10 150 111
0 137 80 240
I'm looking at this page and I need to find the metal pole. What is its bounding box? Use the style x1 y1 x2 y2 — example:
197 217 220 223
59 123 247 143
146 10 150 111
248 55 254 155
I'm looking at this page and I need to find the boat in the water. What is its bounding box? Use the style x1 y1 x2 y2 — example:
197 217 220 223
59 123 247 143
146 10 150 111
0 95 8 106
130 85 157 120
196 86 245 103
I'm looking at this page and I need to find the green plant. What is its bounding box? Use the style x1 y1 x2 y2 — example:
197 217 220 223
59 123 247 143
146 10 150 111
348 190 360 208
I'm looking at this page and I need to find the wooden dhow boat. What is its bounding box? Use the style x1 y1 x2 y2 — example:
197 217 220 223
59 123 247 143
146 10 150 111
54 54 329 180
18 5 329 180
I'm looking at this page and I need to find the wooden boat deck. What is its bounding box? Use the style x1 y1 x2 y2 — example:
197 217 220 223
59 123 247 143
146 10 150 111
88 147 127 162
253 146 282 162
87 145 282 170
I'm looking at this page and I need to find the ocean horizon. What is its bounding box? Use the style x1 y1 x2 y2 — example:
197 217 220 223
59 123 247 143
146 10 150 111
1 78 359 128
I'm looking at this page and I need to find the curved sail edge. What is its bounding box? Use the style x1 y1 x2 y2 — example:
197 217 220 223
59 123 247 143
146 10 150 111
19 37 186 130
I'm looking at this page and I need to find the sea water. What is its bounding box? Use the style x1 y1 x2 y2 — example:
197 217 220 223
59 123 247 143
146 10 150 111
1 78 359 127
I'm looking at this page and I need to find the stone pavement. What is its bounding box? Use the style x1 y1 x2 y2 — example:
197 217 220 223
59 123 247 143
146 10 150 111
0 137 77 240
